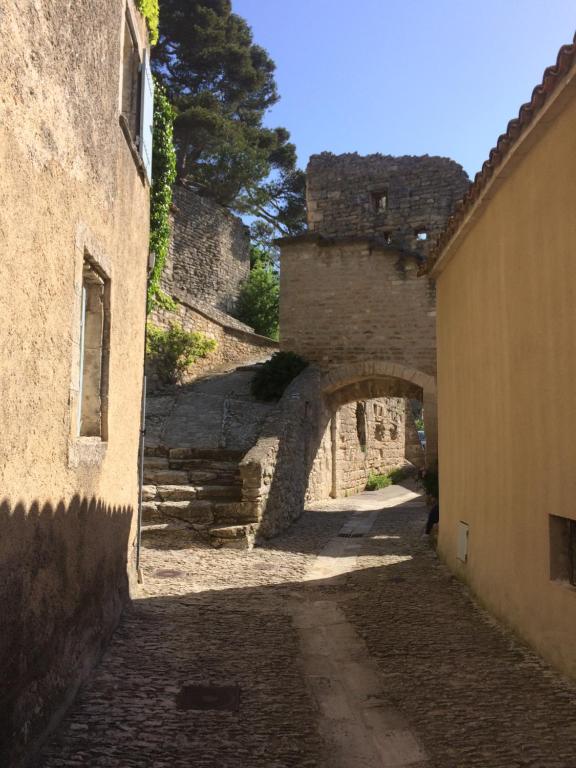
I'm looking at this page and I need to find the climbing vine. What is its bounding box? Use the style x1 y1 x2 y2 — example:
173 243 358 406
136 0 159 45
147 78 177 313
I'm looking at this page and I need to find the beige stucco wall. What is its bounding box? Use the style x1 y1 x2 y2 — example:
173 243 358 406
435 78 576 679
0 1 150 763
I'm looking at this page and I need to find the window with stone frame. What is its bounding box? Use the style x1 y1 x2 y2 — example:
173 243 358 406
549 515 576 587
371 190 388 213
121 12 142 141
77 259 110 439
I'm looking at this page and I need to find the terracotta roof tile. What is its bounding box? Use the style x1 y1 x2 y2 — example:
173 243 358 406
426 33 576 273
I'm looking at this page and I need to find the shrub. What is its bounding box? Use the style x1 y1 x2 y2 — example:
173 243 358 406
421 468 439 499
365 466 410 491
235 263 279 339
146 322 216 385
365 473 392 491
251 351 308 401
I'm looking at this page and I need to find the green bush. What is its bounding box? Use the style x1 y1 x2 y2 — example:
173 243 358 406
235 263 279 339
365 467 410 491
251 351 308 401
421 468 439 499
365 473 392 491
146 322 216 385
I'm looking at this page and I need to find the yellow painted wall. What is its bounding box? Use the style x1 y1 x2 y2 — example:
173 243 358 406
436 81 576 679
0 1 149 762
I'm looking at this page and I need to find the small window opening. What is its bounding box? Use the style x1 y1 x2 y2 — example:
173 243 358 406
77 259 109 439
355 402 367 452
383 232 392 245
121 13 141 141
549 515 576 586
372 191 388 213
415 229 428 242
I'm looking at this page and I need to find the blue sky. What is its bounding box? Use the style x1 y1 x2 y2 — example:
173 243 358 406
234 0 575 179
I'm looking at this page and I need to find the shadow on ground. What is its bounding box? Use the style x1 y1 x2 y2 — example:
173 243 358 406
38 499 576 768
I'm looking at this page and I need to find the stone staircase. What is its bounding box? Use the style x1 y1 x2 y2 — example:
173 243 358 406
142 447 257 548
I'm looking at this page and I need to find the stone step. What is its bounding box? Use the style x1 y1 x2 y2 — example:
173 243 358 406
209 524 256 550
142 501 162 524
156 484 198 501
166 447 244 462
143 469 189 485
213 501 259 525
196 485 242 501
157 500 213 524
143 456 169 470
169 459 240 473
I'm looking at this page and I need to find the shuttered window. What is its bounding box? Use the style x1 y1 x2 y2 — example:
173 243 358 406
139 49 154 184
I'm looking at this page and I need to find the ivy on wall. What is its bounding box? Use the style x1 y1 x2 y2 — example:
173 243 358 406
135 0 159 45
147 78 177 313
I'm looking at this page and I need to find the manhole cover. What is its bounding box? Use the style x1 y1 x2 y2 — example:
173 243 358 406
176 684 240 712
155 569 184 578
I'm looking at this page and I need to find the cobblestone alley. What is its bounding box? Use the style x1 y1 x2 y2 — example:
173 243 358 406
40 487 576 768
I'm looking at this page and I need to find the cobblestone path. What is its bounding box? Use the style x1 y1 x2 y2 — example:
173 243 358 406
40 487 576 768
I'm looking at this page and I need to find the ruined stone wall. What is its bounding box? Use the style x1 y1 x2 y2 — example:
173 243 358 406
149 294 278 387
161 184 250 315
307 153 469 257
334 398 423 495
0 2 150 764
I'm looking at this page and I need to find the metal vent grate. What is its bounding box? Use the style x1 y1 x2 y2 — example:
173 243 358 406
176 684 241 712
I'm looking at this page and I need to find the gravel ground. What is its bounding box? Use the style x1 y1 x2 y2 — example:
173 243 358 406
39 491 576 768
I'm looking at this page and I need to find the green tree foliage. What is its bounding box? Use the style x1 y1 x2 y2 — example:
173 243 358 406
235 260 279 339
152 0 306 231
251 352 308 402
147 80 178 313
147 322 216 384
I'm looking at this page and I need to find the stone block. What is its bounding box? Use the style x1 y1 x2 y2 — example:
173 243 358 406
158 500 213 524
156 485 197 501
143 469 189 485
142 485 157 501
196 485 241 500
213 502 260 524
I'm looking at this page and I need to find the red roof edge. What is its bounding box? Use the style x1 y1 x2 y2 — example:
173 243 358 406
426 33 576 274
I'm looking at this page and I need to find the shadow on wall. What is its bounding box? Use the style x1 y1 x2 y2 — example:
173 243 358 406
240 367 333 539
0 496 133 768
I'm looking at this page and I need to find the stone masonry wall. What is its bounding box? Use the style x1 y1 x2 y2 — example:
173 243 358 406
307 153 469 257
334 398 423 496
161 184 250 315
280 240 437 376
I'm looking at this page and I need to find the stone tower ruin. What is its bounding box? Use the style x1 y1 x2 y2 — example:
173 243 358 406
278 152 470 467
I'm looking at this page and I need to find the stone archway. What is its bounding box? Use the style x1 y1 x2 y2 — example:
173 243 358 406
320 361 438 471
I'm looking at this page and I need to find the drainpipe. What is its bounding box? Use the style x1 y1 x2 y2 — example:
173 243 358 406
136 251 155 584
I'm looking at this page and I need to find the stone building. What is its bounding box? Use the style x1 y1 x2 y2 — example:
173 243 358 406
0 1 152 764
279 152 469 469
429 37 576 680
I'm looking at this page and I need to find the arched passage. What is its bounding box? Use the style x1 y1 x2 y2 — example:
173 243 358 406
320 361 438 478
